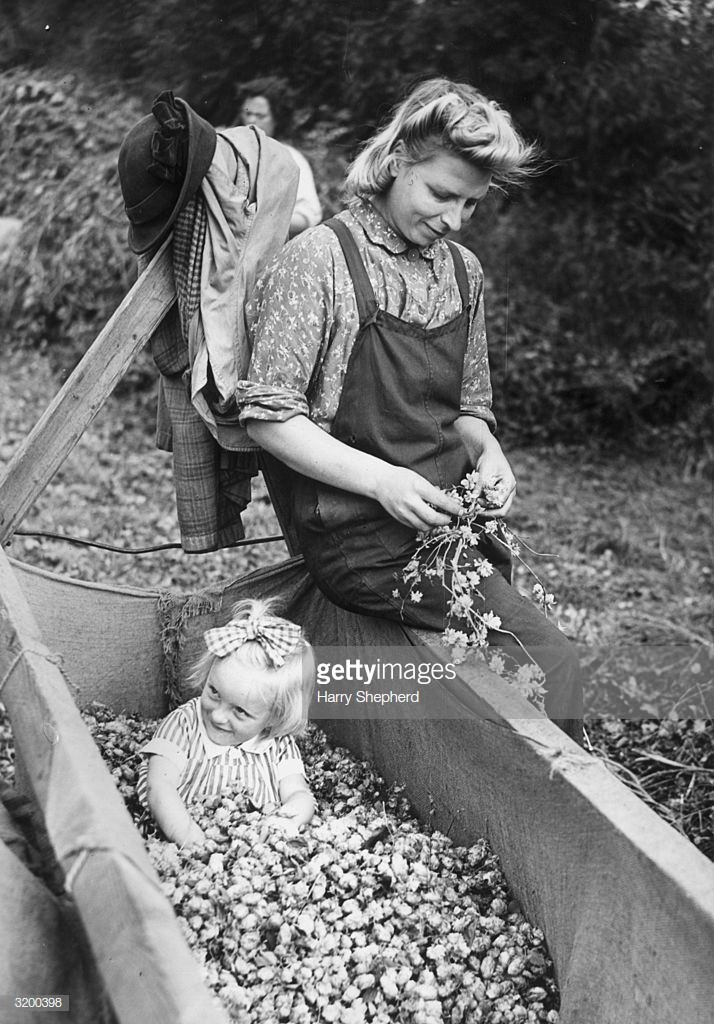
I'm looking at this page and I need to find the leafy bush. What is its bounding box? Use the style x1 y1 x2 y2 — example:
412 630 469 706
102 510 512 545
1 1 711 454
0 69 147 384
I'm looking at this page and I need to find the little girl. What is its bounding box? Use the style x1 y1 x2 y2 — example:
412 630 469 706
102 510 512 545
137 598 316 846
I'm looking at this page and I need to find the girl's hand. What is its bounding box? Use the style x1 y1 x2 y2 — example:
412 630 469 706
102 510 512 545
263 777 316 840
373 466 464 531
260 811 303 840
179 820 205 850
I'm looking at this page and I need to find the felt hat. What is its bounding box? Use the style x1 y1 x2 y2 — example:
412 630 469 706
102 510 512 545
118 91 217 255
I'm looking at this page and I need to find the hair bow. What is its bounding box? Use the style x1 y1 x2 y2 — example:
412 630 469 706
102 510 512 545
203 615 303 668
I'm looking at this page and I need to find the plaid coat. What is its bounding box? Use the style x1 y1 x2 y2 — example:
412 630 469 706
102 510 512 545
143 128 298 552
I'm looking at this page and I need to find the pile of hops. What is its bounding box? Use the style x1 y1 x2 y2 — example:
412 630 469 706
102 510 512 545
86 706 559 1024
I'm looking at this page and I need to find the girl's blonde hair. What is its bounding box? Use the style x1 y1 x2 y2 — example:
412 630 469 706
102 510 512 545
345 77 539 198
189 597 315 738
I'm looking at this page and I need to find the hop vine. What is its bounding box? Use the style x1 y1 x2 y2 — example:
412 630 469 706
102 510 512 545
395 472 558 711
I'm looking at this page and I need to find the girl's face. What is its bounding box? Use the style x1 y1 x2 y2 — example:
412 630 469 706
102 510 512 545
375 149 492 248
239 95 276 137
200 654 273 746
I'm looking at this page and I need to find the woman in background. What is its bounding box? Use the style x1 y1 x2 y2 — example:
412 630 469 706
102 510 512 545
237 76 322 236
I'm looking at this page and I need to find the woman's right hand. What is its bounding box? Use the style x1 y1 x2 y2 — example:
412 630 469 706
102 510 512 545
372 465 463 531
246 417 462 531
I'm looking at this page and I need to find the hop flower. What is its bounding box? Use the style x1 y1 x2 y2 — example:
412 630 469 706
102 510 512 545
480 612 502 631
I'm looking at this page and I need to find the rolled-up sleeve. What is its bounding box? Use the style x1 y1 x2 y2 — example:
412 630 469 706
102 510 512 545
458 247 496 432
236 230 337 424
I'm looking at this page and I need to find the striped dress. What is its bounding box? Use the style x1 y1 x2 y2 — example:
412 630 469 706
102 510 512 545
136 697 305 810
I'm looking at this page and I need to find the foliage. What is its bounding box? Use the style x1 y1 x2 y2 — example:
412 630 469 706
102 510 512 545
458 0 713 446
588 714 714 859
0 69 147 384
1 1 711 447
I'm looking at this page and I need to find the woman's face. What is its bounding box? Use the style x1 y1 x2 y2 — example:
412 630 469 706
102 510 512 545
239 95 276 137
376 149 492 248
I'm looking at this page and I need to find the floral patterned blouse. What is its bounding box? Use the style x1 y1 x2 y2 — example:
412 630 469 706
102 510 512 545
236 196 496 433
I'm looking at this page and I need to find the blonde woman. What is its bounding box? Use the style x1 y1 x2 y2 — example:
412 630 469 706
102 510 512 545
237 79 583 741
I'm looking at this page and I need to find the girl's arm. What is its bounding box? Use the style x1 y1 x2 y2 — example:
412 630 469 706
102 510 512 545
262 773 316 837
145 754 205 847
246 415 463 532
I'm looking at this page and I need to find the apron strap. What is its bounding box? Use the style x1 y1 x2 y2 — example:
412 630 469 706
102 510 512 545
326 218 470 320
445 240 471 312
323 217 379 326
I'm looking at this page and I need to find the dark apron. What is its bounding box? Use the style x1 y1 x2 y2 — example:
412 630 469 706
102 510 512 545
291 217 510 625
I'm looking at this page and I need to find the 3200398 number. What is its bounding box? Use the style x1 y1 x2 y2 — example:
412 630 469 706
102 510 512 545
0 995 69 1012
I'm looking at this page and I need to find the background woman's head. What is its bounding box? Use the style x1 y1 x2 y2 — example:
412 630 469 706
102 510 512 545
345 77 539 200
237 76 295 139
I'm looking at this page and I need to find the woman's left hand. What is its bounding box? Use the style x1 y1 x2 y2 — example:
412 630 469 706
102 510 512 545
455 417 516 517
474 444 517 517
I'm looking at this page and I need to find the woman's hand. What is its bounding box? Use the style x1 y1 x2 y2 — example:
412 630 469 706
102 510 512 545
473 445 517 517
372 465 464 531
455 416 517 517
246 416 463 531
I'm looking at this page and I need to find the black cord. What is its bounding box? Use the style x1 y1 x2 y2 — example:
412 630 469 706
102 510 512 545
12 528 286 555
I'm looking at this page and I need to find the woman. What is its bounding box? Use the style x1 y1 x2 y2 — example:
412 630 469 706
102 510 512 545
236 78 583 741
237 76 322 236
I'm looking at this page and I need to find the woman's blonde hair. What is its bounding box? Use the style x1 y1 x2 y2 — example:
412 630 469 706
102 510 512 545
189 597 315 738
345 77 539 198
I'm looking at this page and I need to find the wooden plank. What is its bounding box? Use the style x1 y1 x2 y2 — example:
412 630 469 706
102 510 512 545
0 240 175 545
0 547 228 1024
0 837 107 1024
0 840 75 1021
